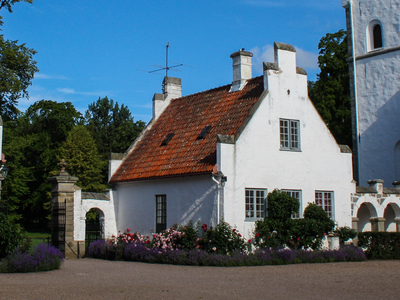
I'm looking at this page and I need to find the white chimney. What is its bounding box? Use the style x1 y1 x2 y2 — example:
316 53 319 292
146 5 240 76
152 76 182 120
230 49 253 92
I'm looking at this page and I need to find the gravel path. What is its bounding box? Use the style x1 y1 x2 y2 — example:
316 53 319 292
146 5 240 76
1 258 400 299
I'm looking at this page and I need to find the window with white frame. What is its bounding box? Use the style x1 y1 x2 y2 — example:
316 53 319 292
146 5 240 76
368 20 383 51
315 191 334 218
156 195 167 232
245 189 267 219
282 189 302 218
280 119 300 150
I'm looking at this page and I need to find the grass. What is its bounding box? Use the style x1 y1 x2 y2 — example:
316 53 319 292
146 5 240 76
26 232 51 248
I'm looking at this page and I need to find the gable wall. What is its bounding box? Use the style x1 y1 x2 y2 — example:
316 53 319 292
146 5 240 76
220 70 354 237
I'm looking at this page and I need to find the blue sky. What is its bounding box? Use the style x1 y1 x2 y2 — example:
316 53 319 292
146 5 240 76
2 0 346 123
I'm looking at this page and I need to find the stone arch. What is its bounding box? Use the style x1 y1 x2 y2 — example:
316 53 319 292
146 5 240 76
367 19 383 51
383 203 398 232
356 202 377 232
85 207 105 250
394 141 400 180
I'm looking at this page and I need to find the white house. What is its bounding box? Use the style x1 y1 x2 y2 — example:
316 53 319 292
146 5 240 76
107 42 354 238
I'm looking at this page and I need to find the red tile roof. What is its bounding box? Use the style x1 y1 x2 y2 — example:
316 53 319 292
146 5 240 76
109 76 265 183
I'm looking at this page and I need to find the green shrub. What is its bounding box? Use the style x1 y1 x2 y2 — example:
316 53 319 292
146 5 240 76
334 226 357 247
255 192 335 250
357 232 400 259
197 221 246 255
0 212 26 259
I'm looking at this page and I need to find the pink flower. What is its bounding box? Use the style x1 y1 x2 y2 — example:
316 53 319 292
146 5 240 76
126 228 130 232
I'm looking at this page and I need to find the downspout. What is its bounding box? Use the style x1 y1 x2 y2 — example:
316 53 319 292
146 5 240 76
349 0 360 183
212 172 227 225
211 175 220 225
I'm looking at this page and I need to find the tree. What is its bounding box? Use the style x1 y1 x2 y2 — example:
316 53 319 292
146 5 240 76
0 0 38 120
59 125 107 192
85 96 145 184
85 96 145 154
2 100 82 230
308 29 351 147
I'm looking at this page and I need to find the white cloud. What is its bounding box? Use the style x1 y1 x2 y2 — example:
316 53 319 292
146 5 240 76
57 88 107 96
250 44 318 74
34 73 69 80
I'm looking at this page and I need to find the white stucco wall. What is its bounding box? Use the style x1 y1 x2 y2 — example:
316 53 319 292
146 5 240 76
73 188 117 241
111 175 218 237
344 0 400 185
220 48 354 238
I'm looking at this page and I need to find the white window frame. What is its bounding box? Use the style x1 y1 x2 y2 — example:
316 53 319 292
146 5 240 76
282 189 302 218
315 191 334 219
367 19 383 52
280 119 300 151
245 188 267 220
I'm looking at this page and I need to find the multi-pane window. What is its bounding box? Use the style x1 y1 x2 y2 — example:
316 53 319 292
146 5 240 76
156 195 167 232
282 190 302 218
245 189 267 219
315 191 334 218
280 119 300 150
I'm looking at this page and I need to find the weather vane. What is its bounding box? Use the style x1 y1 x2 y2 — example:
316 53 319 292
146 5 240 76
139 42 194 76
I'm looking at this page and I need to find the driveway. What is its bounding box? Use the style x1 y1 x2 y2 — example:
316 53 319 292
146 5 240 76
1 258 399 299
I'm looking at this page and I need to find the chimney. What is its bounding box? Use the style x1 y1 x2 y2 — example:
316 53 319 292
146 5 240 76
230 49 253 92
152 76 182 120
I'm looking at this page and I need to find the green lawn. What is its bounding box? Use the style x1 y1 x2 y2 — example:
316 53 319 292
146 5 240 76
26 232 51 248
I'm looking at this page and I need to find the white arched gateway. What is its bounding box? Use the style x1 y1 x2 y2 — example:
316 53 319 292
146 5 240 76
352 180 400 232
73 188 117 253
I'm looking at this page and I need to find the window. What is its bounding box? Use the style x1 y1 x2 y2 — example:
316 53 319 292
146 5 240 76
280 119 300 150
156 195 166 232
368 20 383 51
373 24 383 49
315 191 334 218
282 189 302 218
245 189 267 219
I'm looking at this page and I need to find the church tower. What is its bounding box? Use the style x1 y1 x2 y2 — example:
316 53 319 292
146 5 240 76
342 0 400 186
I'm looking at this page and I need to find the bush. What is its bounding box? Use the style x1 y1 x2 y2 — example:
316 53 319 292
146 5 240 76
357 232 400 259
197 221 246 255
86 239 106 259
0 244 63 273
334 226 357 247
255 193 335 250
0 212 26 259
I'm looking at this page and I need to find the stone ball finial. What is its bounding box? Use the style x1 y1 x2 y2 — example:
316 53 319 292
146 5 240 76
58 159 68 173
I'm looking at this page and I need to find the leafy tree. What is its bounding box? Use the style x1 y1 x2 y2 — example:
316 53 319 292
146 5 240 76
2 100 82 229
85 96 145 183
85 96 145 154
0 212 25 258
0 0 38 120
59 125 107 192
308 29 351 147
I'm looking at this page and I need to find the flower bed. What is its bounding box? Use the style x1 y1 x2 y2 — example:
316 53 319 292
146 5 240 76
0 244 64 273
86 223 366 266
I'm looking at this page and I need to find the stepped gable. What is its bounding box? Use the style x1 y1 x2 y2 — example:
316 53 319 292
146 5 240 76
110 76 264 183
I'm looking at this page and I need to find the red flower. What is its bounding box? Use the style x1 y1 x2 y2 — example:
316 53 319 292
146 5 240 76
238 233 242 237
248 239 252 243
256 233 260 237
233 229 236 232
324 233 327 236
126 228 130 232
297 237 300 241
201 224 208 231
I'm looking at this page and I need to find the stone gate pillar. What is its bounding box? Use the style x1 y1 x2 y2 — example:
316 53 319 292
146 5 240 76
48 159 79 259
